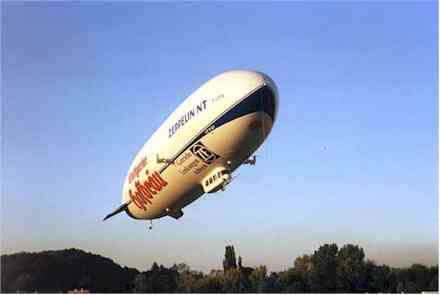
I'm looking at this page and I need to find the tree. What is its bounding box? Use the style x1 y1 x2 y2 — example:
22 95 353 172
309 243 338 292
277 269 295 292
428 272 438 291
294 254 312 274
408 264 432 291
223 246 237 272
292 254 312 291
132 265 178 293
249 265 267 292
396 280 417 293
336 244 366 292
260 272 281 293
222 268 241 292
194 275 223 293
171 263 190 274
9 273 36 293
176 270 203 293
365 260 394 292
132 273 151 293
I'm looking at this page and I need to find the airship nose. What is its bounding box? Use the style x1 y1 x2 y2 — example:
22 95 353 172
258 72 279 122
261 85 277 122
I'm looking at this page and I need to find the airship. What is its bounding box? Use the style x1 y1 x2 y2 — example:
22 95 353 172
104 70 278 226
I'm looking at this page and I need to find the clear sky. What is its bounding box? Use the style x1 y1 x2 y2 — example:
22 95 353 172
2 2 438 272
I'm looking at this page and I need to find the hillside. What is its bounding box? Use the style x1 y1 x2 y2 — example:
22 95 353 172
1 248 139 293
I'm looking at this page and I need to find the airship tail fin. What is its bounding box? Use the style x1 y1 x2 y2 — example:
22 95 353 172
103 202 130 221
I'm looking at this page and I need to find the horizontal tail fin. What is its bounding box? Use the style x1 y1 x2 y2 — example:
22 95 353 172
103 202 131 221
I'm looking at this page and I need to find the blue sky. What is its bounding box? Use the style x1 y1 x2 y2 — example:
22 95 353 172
2 2 438 272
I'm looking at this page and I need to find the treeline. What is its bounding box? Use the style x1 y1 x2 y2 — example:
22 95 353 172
1 244 438 293
131 244 438 293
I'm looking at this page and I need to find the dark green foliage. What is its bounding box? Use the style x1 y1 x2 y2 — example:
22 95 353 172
260 272 282 293
222 268 241 292
193 275 223 293
175 269 204 292
132 263 178 293
249 265 267 292
428 270 438 291
336 244 366 292
291 254 311 292
393 263 438 293
364 260 394 292
0 248 139 293
309 243 338 292
222 245 237 272
1 244 438 293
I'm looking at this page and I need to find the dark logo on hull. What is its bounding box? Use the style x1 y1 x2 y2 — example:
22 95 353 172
190 142 220 164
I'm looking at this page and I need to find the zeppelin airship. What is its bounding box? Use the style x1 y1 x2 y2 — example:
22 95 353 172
104 70 278 226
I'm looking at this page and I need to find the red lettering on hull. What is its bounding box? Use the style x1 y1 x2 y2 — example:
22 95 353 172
128 157 148 184
128 171 168 210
